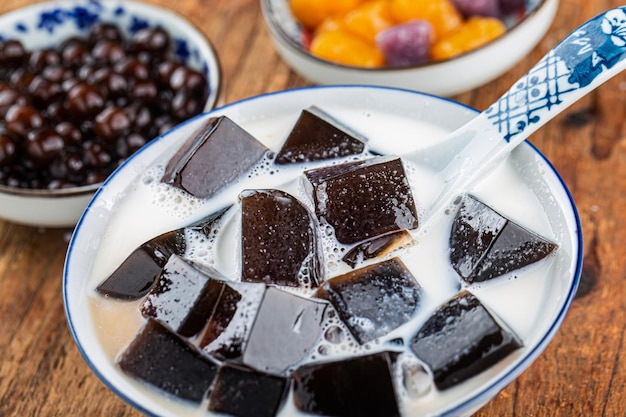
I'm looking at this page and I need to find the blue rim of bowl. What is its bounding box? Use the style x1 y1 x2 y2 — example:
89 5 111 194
63 84 582 417
0 0 222 198
261 0 554 72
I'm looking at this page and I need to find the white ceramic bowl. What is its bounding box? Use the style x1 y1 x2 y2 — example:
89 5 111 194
64 85 582 416
0 0 221 228
261 0 558 96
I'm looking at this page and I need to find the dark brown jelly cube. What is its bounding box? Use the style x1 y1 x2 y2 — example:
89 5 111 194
95 208 230 300
342 230 413 268
161 116 269 199
292 351 400 417
187 205 232 237
198 280 266 361
410 290 522 390
208 363 289 417
118 318 219 403
314 257 421 344
304 159 368 184
304 156 419 244
275 107 365 164
242 287 329 374
240 189 320 288
140 255 225 338
96 229 185 300
450 194 557 284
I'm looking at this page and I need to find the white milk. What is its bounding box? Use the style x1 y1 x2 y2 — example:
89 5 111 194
87 110 565 417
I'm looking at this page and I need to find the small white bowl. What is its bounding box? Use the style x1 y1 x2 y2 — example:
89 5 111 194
65 85 582 417
261 0 558 96
0 0 221 228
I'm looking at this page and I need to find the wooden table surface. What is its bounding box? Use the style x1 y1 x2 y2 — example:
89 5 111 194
1 0 626 416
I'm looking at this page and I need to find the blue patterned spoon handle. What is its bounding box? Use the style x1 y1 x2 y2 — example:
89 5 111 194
426 7 626 218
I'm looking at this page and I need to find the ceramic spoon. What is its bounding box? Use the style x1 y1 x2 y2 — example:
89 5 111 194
409 7 626 227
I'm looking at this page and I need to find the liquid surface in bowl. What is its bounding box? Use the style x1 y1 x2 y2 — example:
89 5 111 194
85 103 571 417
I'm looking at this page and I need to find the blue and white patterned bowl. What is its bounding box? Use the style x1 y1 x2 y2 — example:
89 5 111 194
65 85 582 417
261 0 558 96
0 0 222 228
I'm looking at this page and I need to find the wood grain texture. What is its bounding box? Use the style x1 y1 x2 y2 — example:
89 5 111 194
1 0 626 416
